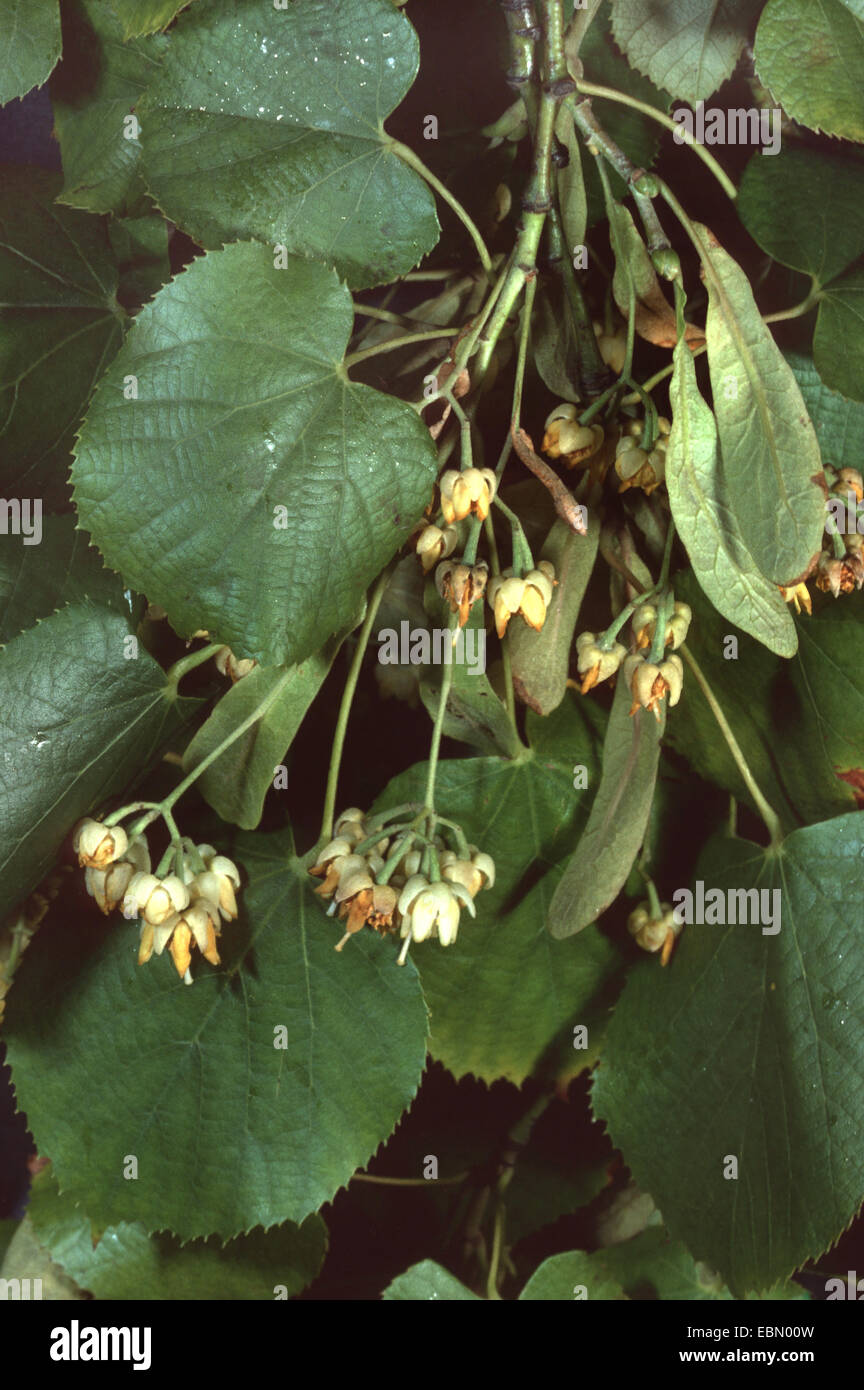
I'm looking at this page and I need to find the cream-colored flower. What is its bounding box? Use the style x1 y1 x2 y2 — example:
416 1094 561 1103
416 524 459 573
73 818 128 870
122 872 189 926
85 837 150 915
487 563 555 638
575 631 627 693
439 468 497 524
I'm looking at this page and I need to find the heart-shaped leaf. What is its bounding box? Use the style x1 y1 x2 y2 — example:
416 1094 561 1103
610 0 753 104
4 828 428 1238
755 0 864 142
593 816 864 1293
71 241 439 667
0 0 61 104
138 0 439 288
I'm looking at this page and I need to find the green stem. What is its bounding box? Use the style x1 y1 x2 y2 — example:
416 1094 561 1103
344 326 460 370
680 644 784 849
484 514 521 737
388 140 493 274
165 642 223 691
319 568 391 842
424 618 459 811
511 270 537 428
574 79 738 201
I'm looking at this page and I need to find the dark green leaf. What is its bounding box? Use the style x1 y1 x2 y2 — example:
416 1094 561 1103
109 0 196 39
383 1260 480 1300
593 816 864 1293
182 644 342 830
0 604 193 914
4 829 428 1238
0 513 130 646
0 0 61 104
51 0 169 216
754 0 864 143
738 146 864 288
814 265 864 403
610 0 753 104
71 242 439 667
27 1166 326 1299
373 698 620 1082
0 167 123 507
138 0 439 288
519 1249 627 1300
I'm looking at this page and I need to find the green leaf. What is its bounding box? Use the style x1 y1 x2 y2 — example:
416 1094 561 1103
599 1227 809 1301
383 1260 481 1300
666 571 857 831
519 1250 627 1300
508 514 601 715
51 0 169 216
27 1166 326 1300
0 604 193 914
138 0 439 288
666 331 797 657
108 211 171 309
738 147 864 288
787 350 864 471
71 242 439 668
4 829 428 1239
580 18 670 222
109 0 196 39
417 603 522 758
610 0 752 104
182 644 342 830
0 0 61 104
0 1220 87 1301
754 0 864 143
814 265 864 403
531 283 583 403
698 222 825 585
373 698 621 1083
0 167 123 507
547 678 665 940
0 513 130 645
554 104 587 258
593 816 864 1294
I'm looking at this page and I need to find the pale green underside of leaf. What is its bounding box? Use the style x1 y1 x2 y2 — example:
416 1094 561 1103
754 0 864 143
599 1227 810 1300
698 223 825 585
4 829 428 1239
137 0 439 288
0 603 191 915
71 242 439 668
51 0 169 216
373 701 621 1083
508 515 601 715
519 1249 627 1300
0 167 123 505
667 336 797 657
0 0 61 104
383 1260 481 1300
738 147 864 288
182 645 341 829
109 0 197 39
610 0 752 104
417 602 522 758
814 266 864 403
547 678 665 940
26 1167 326 1300
593 816 864 1293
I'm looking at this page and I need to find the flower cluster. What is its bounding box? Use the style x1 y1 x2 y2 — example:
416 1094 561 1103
310 807 494 964
576 597 689 720
73 817 241 983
